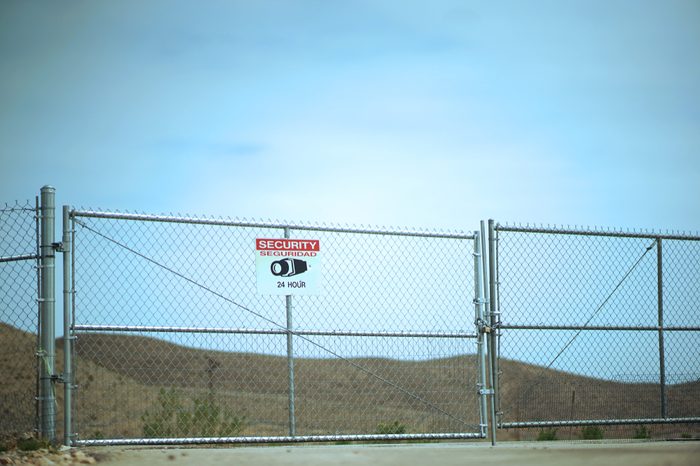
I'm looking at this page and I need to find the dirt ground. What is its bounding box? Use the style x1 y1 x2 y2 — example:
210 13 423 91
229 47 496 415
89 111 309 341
82 441 699 466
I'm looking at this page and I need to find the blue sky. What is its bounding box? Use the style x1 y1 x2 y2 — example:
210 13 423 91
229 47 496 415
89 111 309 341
1 0 699 233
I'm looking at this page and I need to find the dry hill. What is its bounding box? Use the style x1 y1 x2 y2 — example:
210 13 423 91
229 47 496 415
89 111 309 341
1 323 698 441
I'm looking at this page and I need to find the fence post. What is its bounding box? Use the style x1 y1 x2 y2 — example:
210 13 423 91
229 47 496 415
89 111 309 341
656 238 667 418
284 227 296 436
487 220 500 429
481 221 497 445
39 186 56 442
34 195 41 435
473 230 489 439
62 206 73 445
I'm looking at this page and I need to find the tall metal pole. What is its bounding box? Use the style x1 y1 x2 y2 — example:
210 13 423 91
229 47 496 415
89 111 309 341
39 186 56 442
284 227 296 436
481 221 497 445
487 220 500 431
473 231 489 439
34 195 41 435
62 206 73 445
656 238 667 418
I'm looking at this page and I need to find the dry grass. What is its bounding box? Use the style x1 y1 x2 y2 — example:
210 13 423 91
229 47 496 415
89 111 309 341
1 323 698 442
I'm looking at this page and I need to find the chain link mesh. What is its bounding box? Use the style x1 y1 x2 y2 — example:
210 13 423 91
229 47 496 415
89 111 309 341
494 226 700 432
663 239 700 419
7 197 698 442
0 200 39 437
70 212 479 441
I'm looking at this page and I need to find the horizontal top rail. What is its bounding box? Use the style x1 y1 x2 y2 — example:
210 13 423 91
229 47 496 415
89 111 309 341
73 324 478 339
495 222 700 241
71 209 474 240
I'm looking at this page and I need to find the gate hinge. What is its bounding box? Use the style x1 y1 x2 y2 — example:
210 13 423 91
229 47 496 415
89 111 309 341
479 388 495 396
52 242 67 252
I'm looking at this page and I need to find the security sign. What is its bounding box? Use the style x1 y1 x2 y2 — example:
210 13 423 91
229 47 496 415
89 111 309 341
256 238 321 295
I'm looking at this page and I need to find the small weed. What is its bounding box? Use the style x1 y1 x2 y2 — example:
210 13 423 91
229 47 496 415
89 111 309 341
633 425 650 439
16 437 50 451
141 388 245 438
581 426 604 440
536 428 557 441
375 421 407 435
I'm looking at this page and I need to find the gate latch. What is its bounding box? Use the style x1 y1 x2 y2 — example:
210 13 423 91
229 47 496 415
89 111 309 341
476 319 492 334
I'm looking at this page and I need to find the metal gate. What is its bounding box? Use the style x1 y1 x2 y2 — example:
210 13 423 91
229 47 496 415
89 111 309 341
489 221 700 435
65 209 490 445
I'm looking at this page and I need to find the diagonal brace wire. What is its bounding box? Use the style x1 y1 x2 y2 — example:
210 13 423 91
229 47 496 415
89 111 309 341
545 239 658 369
73 218 472 427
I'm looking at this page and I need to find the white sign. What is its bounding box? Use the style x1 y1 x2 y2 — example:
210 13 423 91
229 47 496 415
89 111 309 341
255 238 321 295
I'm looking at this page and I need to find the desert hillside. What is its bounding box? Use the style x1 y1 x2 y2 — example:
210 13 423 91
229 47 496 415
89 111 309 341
1 323 698 441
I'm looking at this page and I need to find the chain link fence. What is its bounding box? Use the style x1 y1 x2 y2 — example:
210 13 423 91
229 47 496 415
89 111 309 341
68 210 484 444
0 199 40 438
492 223 700 438
5 188 699 446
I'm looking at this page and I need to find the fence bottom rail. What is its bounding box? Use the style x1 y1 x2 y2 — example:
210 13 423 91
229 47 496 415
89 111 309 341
74 432 486 447
499 418 700 429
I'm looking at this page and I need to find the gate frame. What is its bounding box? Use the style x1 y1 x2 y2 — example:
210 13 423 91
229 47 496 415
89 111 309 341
488 220 700 431
64 208 490 446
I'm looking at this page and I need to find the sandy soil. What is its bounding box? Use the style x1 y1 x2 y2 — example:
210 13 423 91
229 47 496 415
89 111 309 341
86 441 700 466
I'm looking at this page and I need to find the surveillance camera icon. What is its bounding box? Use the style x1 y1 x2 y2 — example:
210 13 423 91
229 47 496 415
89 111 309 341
271 258 308 277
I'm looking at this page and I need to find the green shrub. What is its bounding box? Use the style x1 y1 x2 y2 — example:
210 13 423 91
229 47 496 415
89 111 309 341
16 437 50 451
142 388 245 438
633 425 650 439
375 421 407 435
536 428 557 441
581 426 604 440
